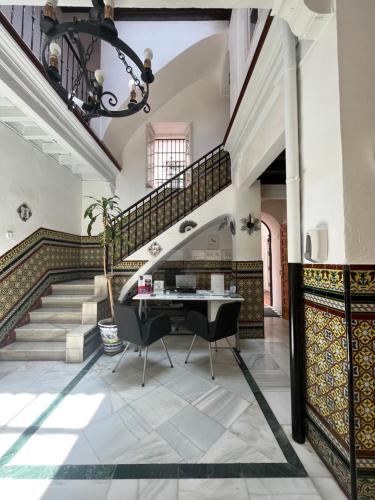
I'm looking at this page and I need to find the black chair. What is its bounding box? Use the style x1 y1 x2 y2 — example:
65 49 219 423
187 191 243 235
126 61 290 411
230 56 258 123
185 302 241 380
113 304 173 386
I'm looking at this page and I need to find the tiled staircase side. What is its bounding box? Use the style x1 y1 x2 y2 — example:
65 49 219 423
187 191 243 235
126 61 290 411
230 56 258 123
0 279 107 363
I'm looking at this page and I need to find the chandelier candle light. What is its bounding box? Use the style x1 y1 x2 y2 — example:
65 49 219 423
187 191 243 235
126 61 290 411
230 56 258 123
41 0 155 120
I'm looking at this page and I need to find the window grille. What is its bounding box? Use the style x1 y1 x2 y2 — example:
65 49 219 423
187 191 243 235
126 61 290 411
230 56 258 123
147 138 188 188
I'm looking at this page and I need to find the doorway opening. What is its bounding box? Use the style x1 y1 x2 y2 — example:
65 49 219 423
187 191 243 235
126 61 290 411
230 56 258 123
261 221 272 307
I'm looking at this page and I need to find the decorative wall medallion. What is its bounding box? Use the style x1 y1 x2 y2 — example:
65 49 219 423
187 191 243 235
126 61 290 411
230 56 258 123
179 220 197 233
148 241 162 257
17 203 32 222
240 214 260 235
230 219 236 235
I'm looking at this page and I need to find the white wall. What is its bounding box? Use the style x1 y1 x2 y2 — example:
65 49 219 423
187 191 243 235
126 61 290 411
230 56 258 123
299 17 346 264
232 181 262 261
116 75 229 208
0 123 82 254
168 223 232 261
229 9 269 114
93 20 228 139
336 0 375 264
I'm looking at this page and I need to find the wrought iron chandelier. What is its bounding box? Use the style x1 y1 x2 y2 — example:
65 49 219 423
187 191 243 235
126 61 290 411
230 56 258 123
40 0 154 120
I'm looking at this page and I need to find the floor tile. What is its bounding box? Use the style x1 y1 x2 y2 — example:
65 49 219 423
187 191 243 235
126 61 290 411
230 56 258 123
0 479 110 500
229 402 285 462
262 391 292 425
138 479 178 500
158 405 224 455
311 477 348 500
166 371 216 403
246 477 319 495
130 386 188 429
179 478 250 500
194 386 249 428
83 412 138 463
115 430 183 463
105 479 138 500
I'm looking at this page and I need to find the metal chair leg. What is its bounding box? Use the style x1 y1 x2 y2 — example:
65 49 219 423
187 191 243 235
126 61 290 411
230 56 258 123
161 338 173 368
208 342 215 380
225 337 232 349
142 346 148 387
139 347 142 357
215 341 218 352
185 334 197 363
112 342 130 373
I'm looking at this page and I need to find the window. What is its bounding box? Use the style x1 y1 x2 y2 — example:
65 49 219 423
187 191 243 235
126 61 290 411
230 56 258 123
146 123 191 189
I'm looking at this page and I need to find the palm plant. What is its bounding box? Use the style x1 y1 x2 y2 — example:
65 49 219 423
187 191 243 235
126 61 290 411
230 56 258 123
84 195 122 321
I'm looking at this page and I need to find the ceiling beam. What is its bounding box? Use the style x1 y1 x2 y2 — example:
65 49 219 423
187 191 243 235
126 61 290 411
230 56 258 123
42 142 67 154
0 1 273 7
61 7 232 21
0 107 28 121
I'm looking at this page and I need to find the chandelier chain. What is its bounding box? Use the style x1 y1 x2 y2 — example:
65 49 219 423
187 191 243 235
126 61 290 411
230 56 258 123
116 48 146 96
68 36 98 107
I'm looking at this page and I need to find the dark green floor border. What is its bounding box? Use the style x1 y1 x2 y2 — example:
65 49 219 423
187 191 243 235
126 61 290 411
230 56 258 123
0 346 307 480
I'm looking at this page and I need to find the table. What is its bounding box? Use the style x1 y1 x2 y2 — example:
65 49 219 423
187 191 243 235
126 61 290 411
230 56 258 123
133 292 244 351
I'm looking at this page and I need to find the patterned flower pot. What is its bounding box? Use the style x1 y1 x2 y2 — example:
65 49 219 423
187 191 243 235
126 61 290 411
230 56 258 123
98 318 123 356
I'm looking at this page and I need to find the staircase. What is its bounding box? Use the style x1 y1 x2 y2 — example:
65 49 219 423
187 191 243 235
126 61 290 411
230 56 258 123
112 144 231 263
0 280 96 362
111 144 233 300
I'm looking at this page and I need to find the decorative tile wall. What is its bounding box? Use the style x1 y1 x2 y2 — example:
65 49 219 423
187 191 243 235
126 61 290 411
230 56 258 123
232 261 264 338
303 264 375 500
350 266 375 500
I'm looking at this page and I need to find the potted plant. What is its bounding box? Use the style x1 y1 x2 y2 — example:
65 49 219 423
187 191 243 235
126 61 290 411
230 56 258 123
84 195 123 355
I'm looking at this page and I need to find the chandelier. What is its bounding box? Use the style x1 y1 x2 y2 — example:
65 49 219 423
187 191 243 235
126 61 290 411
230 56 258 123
40 0 154 120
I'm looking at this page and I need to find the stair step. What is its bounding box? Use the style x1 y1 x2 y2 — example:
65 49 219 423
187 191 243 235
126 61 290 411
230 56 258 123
42 295 94 307
52 280 95 295
0 342 66 361
15 323 78 342
30 308 82 324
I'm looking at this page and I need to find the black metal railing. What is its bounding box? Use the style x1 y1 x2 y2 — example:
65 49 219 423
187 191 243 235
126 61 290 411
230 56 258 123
0 5 94 103
111 144 231 264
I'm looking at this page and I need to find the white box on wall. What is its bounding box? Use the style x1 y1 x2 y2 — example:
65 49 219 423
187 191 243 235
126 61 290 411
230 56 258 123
205 250 221 260
191 250 206 260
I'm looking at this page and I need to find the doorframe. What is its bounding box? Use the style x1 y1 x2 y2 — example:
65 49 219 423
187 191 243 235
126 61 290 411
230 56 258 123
261 220 273 307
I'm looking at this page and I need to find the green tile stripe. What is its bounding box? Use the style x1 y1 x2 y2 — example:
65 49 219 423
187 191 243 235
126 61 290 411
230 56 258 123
0 349 103 467
0 346 307 480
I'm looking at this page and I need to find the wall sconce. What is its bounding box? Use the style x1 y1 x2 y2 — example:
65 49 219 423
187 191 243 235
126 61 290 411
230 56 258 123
240 214 260 235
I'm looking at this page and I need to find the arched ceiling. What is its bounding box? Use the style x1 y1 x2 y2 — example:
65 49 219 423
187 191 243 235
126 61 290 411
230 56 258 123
103 31 228 160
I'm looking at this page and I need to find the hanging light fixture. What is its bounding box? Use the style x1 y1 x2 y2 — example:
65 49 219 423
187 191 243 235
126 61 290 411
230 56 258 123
40 0 154 120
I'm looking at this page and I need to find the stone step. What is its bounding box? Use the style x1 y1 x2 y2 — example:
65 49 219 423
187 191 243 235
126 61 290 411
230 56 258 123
15 323 79 342
52 280 95 296
42 295 94 308
30 308 82 324
0 342 66 361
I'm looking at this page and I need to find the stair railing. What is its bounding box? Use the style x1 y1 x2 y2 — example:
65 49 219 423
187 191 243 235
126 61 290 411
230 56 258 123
112 143 231 263
0 5 94 105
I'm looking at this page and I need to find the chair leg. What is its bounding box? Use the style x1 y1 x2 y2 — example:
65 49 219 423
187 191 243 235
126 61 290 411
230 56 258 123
161 338 173 368
112 342 130 373
185 334 197 364
139 347 142 357
215 341 218 352
142 346 148 387
225 337 232 349
208 342 215 380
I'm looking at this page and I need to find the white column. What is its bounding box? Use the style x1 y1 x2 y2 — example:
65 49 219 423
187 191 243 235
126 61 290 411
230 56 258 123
283 21 301 264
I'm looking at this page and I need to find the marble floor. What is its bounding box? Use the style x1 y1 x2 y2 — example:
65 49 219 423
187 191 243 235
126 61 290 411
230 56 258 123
0 318 347 500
